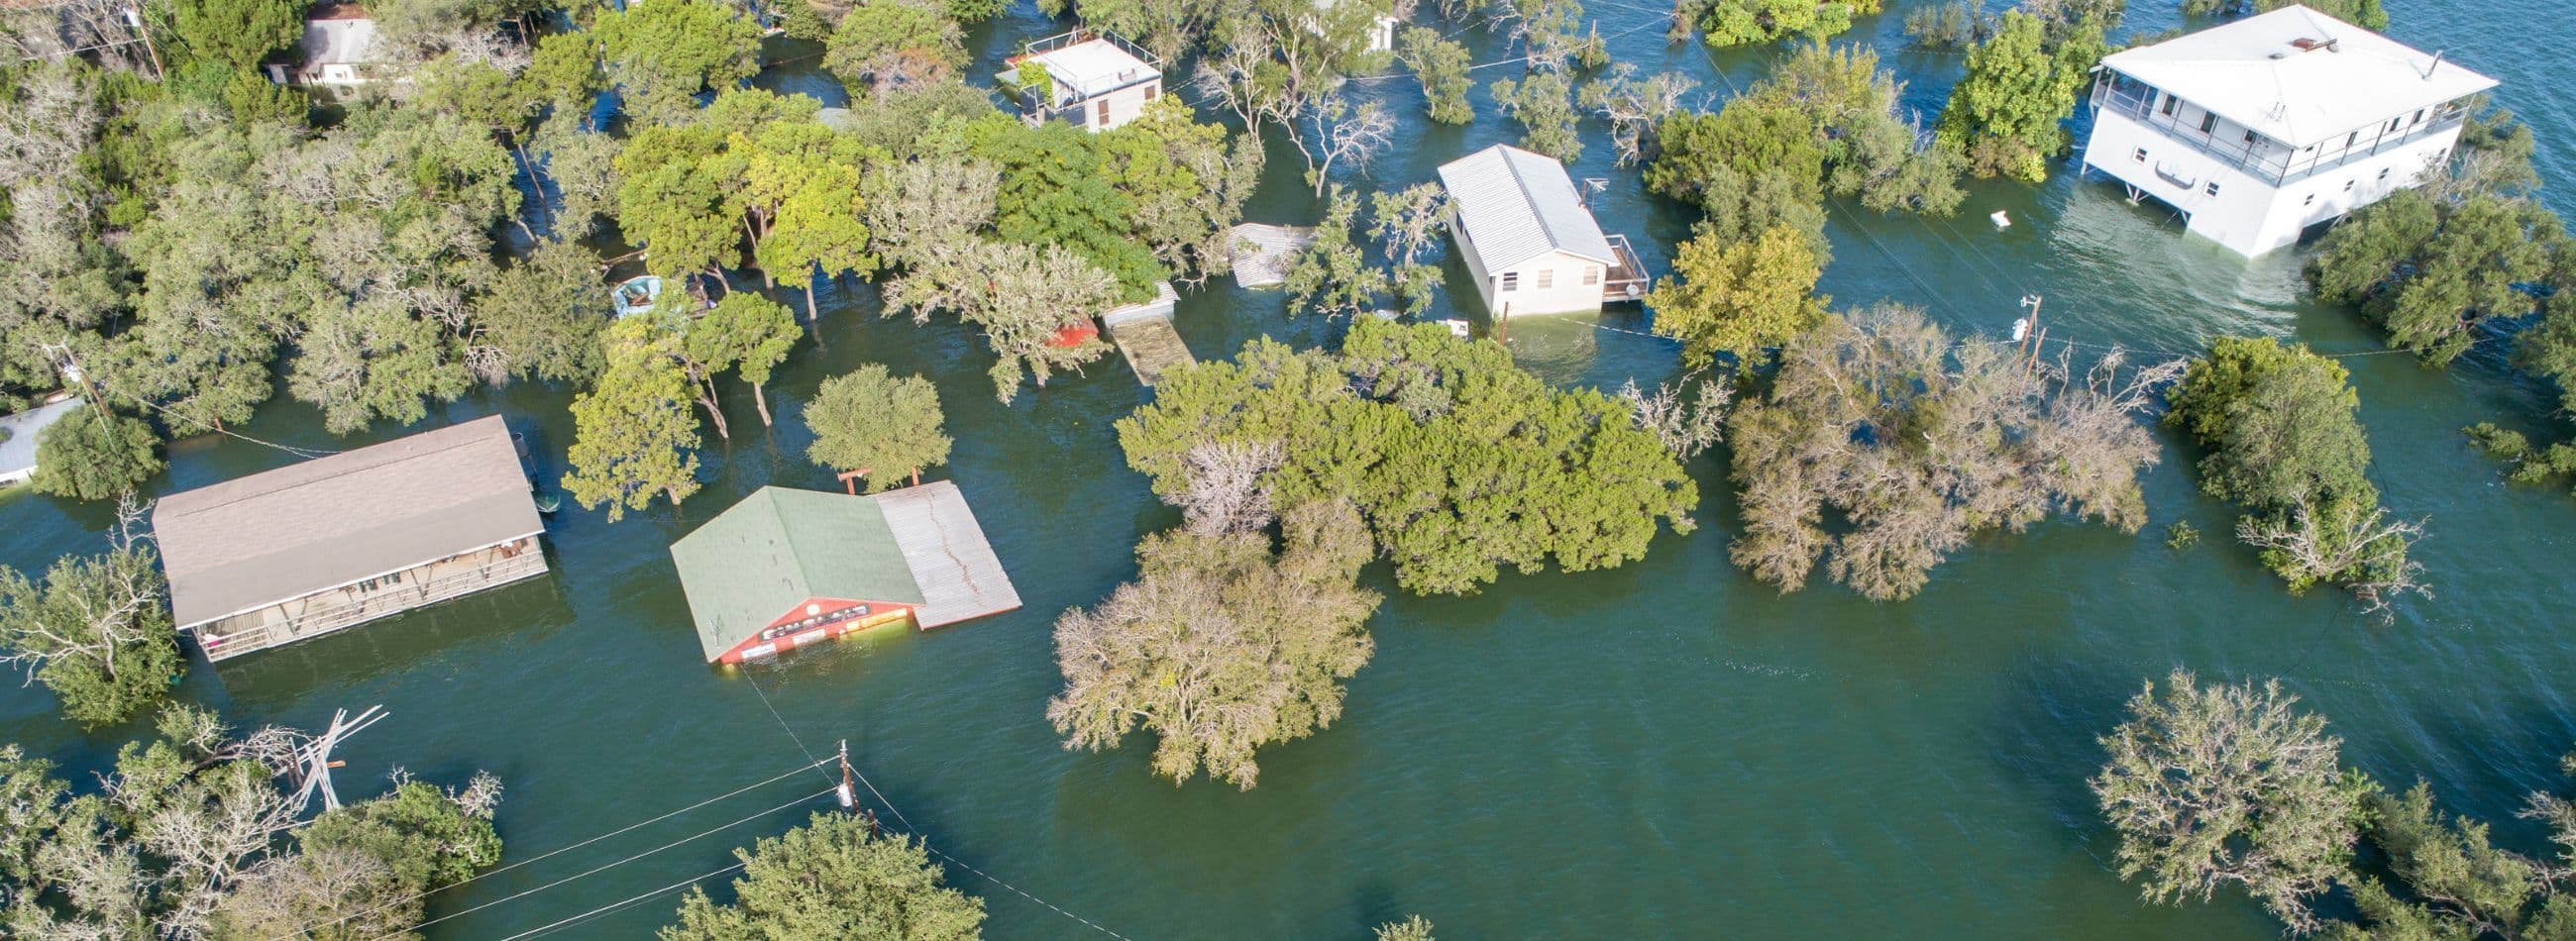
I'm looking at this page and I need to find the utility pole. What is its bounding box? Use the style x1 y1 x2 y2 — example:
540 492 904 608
836 739 855 810
124 6 162 79
41 342 102 409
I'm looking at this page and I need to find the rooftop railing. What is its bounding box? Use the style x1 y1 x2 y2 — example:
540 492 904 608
2092 77 2466 189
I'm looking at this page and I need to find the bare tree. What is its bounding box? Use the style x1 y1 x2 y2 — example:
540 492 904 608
1578 64 1698 166
1299 93 1396 197
1172 441 1285 536
1618 376 1730 460
0 497 178 726
2237 501 2430 616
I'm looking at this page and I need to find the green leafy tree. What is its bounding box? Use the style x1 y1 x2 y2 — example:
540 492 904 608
1490 71 1581 161
1284 188 1386 318
1935 10 2105 182
1099 100 1258 284
2184 0 2384 30
882 238 1121 402
1397 28 1474 125
662 812 985 940
616 125 737 291
740 126 878 321
473 239 609 385
967 117 1167 302
2165 337 2425 609
30 406 163 502
1049 499 1381 789
823 0 967 95
805 365 952 490
2312 190 2554 366
685 293 803 429
1376 915 1437 941
593 0 762 124
2093 670 2365 935
0 522 177 728
1693 0 1877 48
1645 225 1830 369
1118 317 1699 595
170 0 305 69
565 319 704 522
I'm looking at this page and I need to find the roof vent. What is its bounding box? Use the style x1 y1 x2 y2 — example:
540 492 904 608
2268 51 2288 58
2289 37 2338 52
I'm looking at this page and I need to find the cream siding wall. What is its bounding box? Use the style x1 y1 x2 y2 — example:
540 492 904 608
1485 250 1610 317
1076 81 1162 132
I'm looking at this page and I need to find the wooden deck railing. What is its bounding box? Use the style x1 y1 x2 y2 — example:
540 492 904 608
197 550 547 662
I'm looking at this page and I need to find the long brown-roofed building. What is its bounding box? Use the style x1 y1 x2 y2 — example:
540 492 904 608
153 416 547 662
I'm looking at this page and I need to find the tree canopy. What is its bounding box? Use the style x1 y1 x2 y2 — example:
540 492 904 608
1117 317 1699 595
805 365 953 490
0 513 178 727
662 812 985 940
29 406 162 502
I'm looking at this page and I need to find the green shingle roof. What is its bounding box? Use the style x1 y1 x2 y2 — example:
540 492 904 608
669 487 925 661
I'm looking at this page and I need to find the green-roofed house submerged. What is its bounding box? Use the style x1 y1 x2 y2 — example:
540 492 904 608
669 482 1022 664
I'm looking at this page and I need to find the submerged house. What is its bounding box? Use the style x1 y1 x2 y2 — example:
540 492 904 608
0 398 82 487
154 416 547 662
1437 144 1648 317
265 1 383 85
1004 29 1163 132
2082 4 2496 257
670 482 1020 665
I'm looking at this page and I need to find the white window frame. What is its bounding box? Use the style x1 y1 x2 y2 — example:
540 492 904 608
1534 269 1554 290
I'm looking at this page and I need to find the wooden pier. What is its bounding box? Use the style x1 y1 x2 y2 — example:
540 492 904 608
1227 223 1315 288
1101 281 1192 386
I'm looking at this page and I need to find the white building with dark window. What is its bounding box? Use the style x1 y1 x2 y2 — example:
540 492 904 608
1006 29 1163 132
2081 4 2496 258
1436 144 1648 317
264 2 383 86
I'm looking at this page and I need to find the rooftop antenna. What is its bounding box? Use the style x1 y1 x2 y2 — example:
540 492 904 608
2421 50 2445 79
1580 177 1607 208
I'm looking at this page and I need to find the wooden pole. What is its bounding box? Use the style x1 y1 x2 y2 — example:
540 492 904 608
836 739 856 810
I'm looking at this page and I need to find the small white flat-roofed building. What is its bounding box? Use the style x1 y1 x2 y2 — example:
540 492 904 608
2081 4 2496 258
265 2 383 86
0 397 82 487
1006 29 1164 132
1437 144 1648 317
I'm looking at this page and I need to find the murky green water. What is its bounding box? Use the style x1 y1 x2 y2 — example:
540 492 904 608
7 1 2576 937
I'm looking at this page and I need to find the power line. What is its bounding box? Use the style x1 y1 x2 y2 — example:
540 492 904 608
375 786 836 940
496 859 753 941
270 755 831 941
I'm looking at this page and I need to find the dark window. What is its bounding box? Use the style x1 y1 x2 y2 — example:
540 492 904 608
2411 108 2424 126
1498 272 1519 291
2378 167 2391 181
2132 147 2148 162
1144 84 1159 102
2204 181 2220 196
2243 130 2259 144
2200 113 2217 134
1096 99 1111 125
2161 94 2180 116
2344 179 2355 192
2304 193 2315 206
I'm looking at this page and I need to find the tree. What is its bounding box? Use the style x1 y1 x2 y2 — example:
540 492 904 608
2184 0 2383 30
1490 70 1582 161
1049 499 1381 789
217 774 505 939
805 365 952 490
1645 225 1829 369
1397 28 1473 125
472 238 609 385
1300 93 1396 196
565 319 703 522
2092 670 2364 934
2165 337 2425 610
1935 10 2106 182
1728 305 2179 599
617 126 737 293
1579 64 1698 167
1692 0 1876 48
1117 317 1699 595
1371 182 1450 314
882 239 1122 402
2312 190 2554 366
662 812 985 940
29 406 163 502
822 0 967 95
967 116 1167 302
592 0 761 124
1098 100 1258 286
741 127 877 321
0 508 179 727
1284 188 1386 319
1376 915 1437 941
685 293 802 430
169 0 304 69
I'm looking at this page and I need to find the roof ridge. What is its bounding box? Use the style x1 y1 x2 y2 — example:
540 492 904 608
156 417 508 519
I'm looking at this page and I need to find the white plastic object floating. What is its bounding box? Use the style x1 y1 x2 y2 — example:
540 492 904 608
1438 319 1471 338
2010 317 2030 343
835 782 854 809
1989 209 2012 229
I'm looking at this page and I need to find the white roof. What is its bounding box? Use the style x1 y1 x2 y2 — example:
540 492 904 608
0 398 81 479
1027 40 1156 100
1436 144 1615 269
299 16 378 66
2100 5 2496 148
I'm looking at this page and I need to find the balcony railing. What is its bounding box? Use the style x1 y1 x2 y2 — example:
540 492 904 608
2093 80 2464 188
1602 234 1648 302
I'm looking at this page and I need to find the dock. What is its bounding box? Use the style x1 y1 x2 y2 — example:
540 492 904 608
1101 281 1192 386
1226 223 1315 288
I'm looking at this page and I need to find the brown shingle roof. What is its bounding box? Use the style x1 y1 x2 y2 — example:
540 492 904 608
153 416 543 629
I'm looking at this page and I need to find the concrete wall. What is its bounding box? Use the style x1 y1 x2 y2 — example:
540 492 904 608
2083 104 2460 257
1076 80 1163 132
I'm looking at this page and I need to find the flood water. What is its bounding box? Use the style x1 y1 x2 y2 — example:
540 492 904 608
6 0 2576 937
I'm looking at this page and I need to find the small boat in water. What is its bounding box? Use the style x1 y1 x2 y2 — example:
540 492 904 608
611 275 662 319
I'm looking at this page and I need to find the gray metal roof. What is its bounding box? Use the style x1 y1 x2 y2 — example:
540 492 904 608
874 480 1020 629
153 415 543 629
0 398 82 481
1436 144 1616 269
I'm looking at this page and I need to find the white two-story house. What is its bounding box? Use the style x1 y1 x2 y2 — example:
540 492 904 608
1006 29 1164 133
2081 4 2496 258
1437 144 1648 317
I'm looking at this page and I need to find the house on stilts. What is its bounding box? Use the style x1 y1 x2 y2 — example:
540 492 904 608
154 416 549 662
1437 144 1649 317
2081 4 2496 257
669 482 1021 665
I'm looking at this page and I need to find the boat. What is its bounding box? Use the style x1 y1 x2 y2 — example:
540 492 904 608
611 275 662 319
